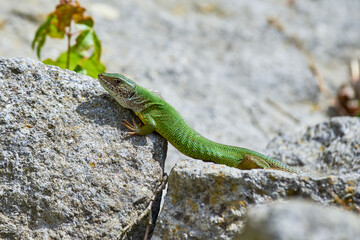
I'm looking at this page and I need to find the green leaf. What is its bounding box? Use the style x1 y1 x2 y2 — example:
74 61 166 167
79 56 106 78
72 25 103 60
57 50 84 70
47 15 64 38
31 14 52 58
32 20 48 58
73 28 94 53
73 65 87 75
32 13 64 59
42 58 58 66
76 17 94 27
92 30 102 60
43 50 82 70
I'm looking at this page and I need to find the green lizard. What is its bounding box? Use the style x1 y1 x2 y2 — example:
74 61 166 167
98 73 299 173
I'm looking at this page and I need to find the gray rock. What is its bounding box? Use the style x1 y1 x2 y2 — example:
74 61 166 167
239 201 360 240
154 117 360 239
153 117 360 239
153 158 360 239
267 117 360 175
0 57 167 239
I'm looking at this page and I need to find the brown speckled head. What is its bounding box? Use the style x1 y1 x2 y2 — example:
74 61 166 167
98 73 144 112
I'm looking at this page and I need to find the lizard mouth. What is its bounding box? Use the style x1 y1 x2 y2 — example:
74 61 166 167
98 74 117 89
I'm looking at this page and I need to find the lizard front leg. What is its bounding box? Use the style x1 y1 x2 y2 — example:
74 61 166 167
123 117 155 136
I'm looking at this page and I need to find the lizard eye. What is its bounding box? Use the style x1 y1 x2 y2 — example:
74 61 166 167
115 79 121 84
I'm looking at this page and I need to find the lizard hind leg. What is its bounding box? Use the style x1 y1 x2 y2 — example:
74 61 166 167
236 154 271 170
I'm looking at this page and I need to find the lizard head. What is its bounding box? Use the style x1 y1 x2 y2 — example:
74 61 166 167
98 73 142 112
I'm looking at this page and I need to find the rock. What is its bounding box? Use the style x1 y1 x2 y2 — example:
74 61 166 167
153 117 360 239
0 57 167 239
153 159 360 239
267 117 360 175
239 201 360 240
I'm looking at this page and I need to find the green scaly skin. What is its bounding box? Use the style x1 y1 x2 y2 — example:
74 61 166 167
98 73 300 173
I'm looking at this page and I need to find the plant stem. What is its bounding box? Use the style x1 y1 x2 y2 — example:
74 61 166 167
66 21 72 69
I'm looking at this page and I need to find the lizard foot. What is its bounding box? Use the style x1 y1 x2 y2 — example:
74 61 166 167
123 118 142 136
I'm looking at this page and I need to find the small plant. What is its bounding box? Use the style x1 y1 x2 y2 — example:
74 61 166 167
32 0 105 78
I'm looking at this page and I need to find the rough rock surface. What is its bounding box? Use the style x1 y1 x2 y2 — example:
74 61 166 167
0 57 167 239
239 201 360 240
153 117 360 239
268 117 360 175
